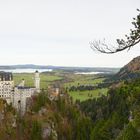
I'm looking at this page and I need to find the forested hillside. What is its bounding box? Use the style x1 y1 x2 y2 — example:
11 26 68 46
1 77 140 140
79 79 140 140
0 91 93 140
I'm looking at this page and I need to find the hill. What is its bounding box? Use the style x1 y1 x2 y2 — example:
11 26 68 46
79 78 140 140
0 91 93 140
113 56 140 80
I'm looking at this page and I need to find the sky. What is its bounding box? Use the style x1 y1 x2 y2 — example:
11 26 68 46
0 0 140 67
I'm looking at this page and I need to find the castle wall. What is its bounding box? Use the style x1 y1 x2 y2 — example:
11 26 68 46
0 81 14 98
12 87 36 115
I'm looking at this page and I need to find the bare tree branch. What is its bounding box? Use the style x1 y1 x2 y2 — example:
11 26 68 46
90 9 140 54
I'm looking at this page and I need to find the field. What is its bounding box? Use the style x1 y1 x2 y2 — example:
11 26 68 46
63 73 108 101
13 71 109 102
13 72 63 89
64 74 105 87
69 88 108 101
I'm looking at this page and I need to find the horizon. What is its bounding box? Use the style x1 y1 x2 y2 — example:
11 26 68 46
0 0 140 67
0 63 121 68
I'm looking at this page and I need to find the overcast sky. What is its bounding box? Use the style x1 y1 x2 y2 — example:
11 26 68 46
0 0 140 67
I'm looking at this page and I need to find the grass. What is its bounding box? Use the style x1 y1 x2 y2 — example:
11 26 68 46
63 73 108 101
64 74 105 87
13 71 108 102
13 72 63 89
69 88 108 102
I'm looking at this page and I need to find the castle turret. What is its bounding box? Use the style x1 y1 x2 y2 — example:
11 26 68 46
18 79 25 87
34 70 40 92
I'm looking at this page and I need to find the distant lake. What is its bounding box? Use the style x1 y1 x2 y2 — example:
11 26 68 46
0 69 53 73
75 72 107 75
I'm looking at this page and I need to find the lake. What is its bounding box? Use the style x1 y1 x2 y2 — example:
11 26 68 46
75 72 108 75
0 69 53 73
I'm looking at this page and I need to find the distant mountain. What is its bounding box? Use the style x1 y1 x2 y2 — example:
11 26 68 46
113 56 140 80
0 64 48 69
0 64 119 73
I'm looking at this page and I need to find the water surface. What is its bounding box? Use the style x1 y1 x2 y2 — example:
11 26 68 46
0 69 52 73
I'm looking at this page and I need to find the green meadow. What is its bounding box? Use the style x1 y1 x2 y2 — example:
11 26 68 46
63 73 105 88
13 72 63 89
68 88 108 102
64 73 108 101
13 71 108 101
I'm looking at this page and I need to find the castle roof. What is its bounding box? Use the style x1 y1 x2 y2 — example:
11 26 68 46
0 71 13 81
16 86 35 89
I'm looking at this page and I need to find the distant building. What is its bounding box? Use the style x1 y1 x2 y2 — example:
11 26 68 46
0 71 41 115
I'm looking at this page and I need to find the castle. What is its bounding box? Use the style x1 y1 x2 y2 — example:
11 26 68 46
0 71 40 114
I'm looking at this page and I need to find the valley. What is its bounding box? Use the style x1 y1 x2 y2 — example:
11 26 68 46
0 56 140 140
0 1 139 139
13 70 110 101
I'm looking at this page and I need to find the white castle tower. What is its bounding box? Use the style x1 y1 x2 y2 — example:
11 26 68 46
34 70 40 92
18 79 25 87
